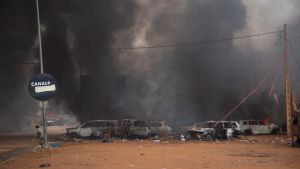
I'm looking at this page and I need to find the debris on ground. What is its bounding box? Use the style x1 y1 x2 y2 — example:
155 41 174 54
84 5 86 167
102 139 114 143
230 152 271 157
153 139 161 143
180 135 186 141
50 143 61 148
239 136 258 142
39 163 51 167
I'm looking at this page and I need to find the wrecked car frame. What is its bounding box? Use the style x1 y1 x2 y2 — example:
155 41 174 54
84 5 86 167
184 121 241 140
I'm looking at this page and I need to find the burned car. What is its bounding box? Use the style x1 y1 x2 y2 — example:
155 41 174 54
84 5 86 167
36 119 67 139
184 121 241 140
185 121 216 140
129 120 151 138
148 121 172 137
66 120 118 138
239 120 279 135
117 119 151 138
214 121 241 139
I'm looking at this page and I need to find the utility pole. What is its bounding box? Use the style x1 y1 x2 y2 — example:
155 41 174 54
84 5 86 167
273 94 279 124
284 24 293 138
80 55 83 123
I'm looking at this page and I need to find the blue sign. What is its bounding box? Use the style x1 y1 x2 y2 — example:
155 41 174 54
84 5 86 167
28 73 57 101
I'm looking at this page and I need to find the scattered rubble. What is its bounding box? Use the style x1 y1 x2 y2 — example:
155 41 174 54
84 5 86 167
39 163 51 168
230 152 272 157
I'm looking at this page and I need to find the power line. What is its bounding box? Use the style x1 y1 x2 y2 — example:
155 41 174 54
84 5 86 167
288 32 300 40
220 71 271 121
287 39 300 70
72 31 282 51
0 30 282 52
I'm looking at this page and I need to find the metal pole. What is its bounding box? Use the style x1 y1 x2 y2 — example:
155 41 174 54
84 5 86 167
36 0 48 148
284 24 293 138
42 102 48 148
80 55 83 123
36 0 43 73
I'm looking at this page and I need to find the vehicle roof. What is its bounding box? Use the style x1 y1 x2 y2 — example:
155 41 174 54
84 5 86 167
197 120 238 123
240 119 262 121
150 121 166 123
198 121 216 123
84 120 118 123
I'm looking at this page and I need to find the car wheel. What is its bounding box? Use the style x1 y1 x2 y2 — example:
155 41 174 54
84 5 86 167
244 129 253 135
69 132 78 139
37 132 41 138
203 134 213 141
271 128 279 135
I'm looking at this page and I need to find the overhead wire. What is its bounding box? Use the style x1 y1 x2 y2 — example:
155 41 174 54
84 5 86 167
220 54 282 121
70 31 282 51
0 30 282 64
220 71 271 121
288 32 300 40
287 39 300 70
0 30 282 52
220 34 299 121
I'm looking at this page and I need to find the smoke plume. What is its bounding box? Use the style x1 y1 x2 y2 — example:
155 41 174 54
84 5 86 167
1 0 300 131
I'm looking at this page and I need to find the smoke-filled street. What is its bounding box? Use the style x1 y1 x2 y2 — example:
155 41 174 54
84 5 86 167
1 0 300 168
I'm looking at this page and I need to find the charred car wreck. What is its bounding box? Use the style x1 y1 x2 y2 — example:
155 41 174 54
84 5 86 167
184 121 241 141
66 119 172 139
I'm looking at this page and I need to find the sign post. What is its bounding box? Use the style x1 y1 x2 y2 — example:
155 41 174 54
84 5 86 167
30 0 56 148
28 73 57 148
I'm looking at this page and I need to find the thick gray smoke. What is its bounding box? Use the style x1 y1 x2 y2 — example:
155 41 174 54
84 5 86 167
1 0 300 132
112 0 268 126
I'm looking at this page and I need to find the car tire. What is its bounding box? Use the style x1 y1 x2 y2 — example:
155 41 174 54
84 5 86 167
271 128 279 135
244 129 253 135
37 132 41 138
203 134 213 141
69 132 78 139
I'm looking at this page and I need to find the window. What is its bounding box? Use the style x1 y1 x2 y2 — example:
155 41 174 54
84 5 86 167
118 120 133 127
95 121 107 127
224 122 232 128
208 122 216 128
134 121 146 127
249 121 258 125
82 122 95 128
196 122 216 128
108 121 116 127
150 123 162 127
215 123 223 129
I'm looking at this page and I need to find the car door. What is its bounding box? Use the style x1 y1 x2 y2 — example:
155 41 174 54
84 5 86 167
240 121 248 132
79 122 94 137
224 122 233 137
93 121 106 137
250 120 260 134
